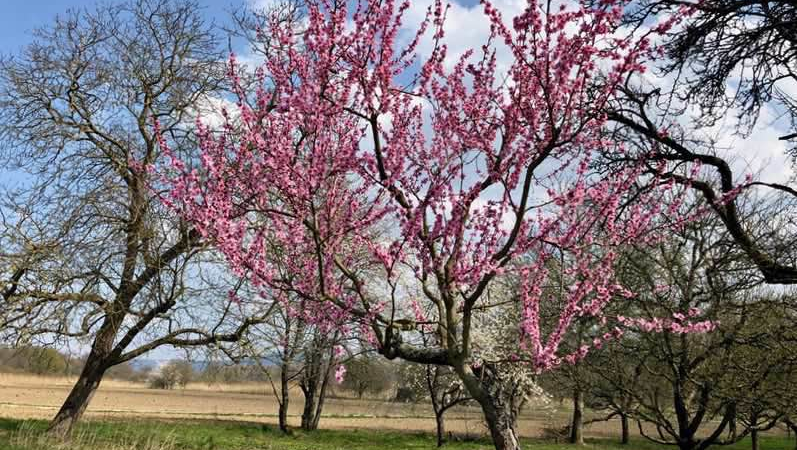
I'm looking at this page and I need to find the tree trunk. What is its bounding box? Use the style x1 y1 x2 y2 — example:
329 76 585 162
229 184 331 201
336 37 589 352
473 369 520 450
480 395 521 450
48 317 121 438
620 412 629 445
279 364 290 433
435 410 446 447
570 389 584 445
751 429 759 450
456 363 521 450
310 361 331 430
47 357 108 438
300 383 317 431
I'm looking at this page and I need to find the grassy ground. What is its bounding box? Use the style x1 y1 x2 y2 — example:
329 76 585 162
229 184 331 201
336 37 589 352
0 418 793 450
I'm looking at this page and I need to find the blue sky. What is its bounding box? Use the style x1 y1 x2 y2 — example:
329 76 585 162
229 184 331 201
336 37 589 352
0 2 92 54
0 1 239 55
0 0 482 56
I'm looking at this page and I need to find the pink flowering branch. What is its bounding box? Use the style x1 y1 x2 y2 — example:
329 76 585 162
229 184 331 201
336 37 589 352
160 0 709 377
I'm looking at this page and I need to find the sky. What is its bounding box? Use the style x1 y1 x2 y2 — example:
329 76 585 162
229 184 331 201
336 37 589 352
2 0 793 183
0 1 239 55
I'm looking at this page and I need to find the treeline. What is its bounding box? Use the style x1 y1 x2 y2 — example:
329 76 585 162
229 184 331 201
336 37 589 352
0 346 439 403
0 347 256 385
0 347 83 377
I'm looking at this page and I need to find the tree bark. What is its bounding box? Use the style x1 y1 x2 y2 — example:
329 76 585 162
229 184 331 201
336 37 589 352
279 363 290 433
312 356 334 429
435 411 446 447
480 395 521 450
620 412 630 445
47 357 108 438
570 389 584 445
300 346 333 431
47 316 121 438
461 364 521 450
300 382 317 431
751 429 759 450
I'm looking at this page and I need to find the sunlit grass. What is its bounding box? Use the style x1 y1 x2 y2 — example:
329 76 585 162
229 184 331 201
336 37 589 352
0 418 792 450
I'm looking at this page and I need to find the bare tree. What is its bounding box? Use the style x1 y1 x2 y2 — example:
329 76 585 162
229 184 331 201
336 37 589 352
398 360 472 447
592 212 797 450
253 307 307 433
602 0 797 284
0 0 273 437
299 327 341 431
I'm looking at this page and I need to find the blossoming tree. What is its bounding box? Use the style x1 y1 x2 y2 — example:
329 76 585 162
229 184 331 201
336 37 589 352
161 1 713 448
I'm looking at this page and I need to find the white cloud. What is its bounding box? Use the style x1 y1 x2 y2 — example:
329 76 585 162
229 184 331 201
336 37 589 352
402 0 526 75
186 94 240 130
248 0 283 10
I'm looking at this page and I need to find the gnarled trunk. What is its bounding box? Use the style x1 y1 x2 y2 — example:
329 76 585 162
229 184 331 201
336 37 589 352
47 358 107 438
48 317 120 438
480 395 521 450
458 363 522 450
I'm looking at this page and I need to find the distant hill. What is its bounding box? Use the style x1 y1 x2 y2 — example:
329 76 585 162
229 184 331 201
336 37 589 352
129 358 276 373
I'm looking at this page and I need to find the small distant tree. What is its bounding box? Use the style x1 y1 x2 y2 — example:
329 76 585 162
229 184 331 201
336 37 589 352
0 346 70 376
149 359 194 389
400 361 472 447
342 356 392 399
104 361 144 382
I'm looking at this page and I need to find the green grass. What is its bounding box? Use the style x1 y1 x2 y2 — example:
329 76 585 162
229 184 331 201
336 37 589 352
0 418 792 450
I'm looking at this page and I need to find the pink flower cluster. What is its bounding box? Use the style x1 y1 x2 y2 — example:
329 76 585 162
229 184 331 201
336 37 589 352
617 310 717 334
334 365 347 384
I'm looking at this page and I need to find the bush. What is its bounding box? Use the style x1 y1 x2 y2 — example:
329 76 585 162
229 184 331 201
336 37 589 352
0 346 72 375
148 360 194 389
394 386 418 403
341 356 393 399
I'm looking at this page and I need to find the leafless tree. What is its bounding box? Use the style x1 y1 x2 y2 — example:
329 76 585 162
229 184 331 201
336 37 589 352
602 0 797 284
298 326 341 431
589 211 797 450
0 0 274 437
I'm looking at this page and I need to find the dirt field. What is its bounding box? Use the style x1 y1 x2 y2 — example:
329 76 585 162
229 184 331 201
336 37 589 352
0 373 622 439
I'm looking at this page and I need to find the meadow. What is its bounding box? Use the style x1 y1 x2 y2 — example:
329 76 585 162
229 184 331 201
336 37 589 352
0 374 793 450
0 418 793 450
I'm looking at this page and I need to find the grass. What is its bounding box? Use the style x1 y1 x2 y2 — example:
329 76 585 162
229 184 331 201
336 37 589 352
0 417 793 450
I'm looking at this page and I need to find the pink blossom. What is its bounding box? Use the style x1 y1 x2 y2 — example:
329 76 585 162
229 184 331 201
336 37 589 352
334 365 347 384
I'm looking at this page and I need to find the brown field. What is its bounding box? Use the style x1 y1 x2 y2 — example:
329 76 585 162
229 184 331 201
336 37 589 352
0 373 626 439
